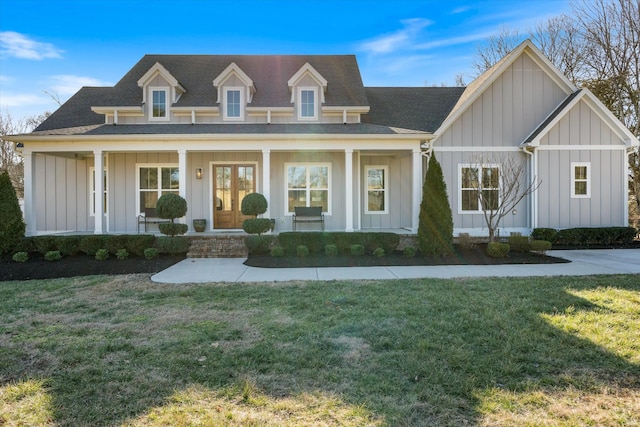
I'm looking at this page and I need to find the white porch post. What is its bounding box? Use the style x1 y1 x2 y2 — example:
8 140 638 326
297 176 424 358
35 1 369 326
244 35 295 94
178 149 187 225
345 148 354 232
23 151 36 236
93 150 104 234
262 149 271 219
411 148 422 234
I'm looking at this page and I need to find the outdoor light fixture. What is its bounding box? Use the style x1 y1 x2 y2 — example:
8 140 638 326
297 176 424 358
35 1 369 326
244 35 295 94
195 168 203 179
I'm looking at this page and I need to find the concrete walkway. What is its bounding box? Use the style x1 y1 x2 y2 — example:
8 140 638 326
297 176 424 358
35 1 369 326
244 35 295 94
151 249 640 284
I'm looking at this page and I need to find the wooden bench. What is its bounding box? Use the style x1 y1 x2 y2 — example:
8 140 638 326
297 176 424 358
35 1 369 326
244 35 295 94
137 208 171 233
293 206 324 231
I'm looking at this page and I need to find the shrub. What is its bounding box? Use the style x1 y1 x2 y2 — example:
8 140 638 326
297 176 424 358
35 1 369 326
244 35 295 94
116 248 129 260
246 235 274 255
241 193 268 216
95 248 109 260
418 154 454 256
56 236 81 256
104 235 129 255
270 246 285 257
144 248 158 260
156 193 188 222
155 236 190 254
457 233 475 249
12 252 29 262
13 238 34 254
126 235 156 257
351 244 365 257
45 250 62 261
531 228 558 243
324 244 338 257
278 232 325 255
508 235 530 253
296 245 309 257
403 246 416 258
0 171 25 256
531 240 552 254
158 223 189 236
79 235 105 256
33 236 57 255
373 247 385 257
487 242 510 258
242 218 274 236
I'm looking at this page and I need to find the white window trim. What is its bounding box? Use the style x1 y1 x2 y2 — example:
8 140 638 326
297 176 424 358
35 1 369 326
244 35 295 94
89 167 108 216
571 162 591 198
136 163 180 215
284 162 331 215
149 87 170 121
223 86 244 121
458 163 501 215
364 165 388 214
297 86 318 121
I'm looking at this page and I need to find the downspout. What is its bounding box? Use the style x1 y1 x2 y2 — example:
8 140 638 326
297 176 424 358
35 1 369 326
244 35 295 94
521 145 536 233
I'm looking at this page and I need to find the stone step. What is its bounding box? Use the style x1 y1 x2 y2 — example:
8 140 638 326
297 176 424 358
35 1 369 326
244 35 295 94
187 236 248 258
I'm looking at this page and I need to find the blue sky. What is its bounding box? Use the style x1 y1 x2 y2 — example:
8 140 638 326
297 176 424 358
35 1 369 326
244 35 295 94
0 0 570 123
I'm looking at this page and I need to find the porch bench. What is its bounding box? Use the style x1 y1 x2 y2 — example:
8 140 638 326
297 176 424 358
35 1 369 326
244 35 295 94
293 206 324 231
137 208 171 233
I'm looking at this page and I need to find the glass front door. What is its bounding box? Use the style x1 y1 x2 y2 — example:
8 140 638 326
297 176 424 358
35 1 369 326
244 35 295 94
213 165 255 229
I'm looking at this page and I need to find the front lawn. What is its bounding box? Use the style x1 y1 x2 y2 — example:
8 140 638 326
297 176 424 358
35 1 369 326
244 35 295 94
1 274 639 426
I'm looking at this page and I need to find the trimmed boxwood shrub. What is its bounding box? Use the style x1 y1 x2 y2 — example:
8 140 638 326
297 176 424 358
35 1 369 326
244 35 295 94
95 248 109 260
278 232 325 255
373 247 385 257
56 236 81 256
144 248 158 260
270 246 285 257
508 235 530 253
158 223 189 236
351 244 365 257
116 248 129 260
80 235 105 256
33 236 57 255
241 193 268 216
296 245 309 257
104 235 129 255
242 218 274 236
324 244 338 257
126 235 156 257
487 242 510 258
13 238 34 254
12 252 29 262
245 235 274 255
531 240 552 254
45 250 62 261
403 246 416 258
155 236 190 254
531 228 558 243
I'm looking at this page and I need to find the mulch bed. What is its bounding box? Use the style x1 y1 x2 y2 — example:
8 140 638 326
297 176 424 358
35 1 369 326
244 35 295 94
244 244 569 268
0 254 186 281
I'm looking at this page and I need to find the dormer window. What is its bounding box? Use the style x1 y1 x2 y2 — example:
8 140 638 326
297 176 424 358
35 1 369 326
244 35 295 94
299 88 317 120
151 88 169 120
224 87 243 120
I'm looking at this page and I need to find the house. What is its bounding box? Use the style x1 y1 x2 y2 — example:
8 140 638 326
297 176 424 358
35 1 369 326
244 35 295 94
11 40 639 238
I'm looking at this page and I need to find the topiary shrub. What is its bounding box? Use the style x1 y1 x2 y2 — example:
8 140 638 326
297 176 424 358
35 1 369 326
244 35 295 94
487 242 510 258
241 193 268 216
245 235 274 255
45 250 62 261
156 193 188 236
95 248 109 260
155 236 190 254
0 171 26 256
418 154 454 257
242 218 274 236
12 252 29 262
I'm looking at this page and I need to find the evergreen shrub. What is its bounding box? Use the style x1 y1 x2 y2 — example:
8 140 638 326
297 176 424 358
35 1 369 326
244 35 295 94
0 171 25 256
487 242 510 258
245 235 273 255
144 248 158 260
373 247 385 257
296 245 309 257
350 244 365 257
95 249 109 260
324 244 338 257
418 155 454 256
45 250 62 261
116 249 129 260
12 252 29 262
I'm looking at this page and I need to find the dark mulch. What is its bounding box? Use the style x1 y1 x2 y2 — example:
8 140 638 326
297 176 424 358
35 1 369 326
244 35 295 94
0 254 186 281
244 244 570 268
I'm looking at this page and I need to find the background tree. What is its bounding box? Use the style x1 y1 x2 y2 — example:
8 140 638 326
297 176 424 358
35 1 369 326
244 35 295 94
473 0 640 226
418 153 454 256
0 171 26 255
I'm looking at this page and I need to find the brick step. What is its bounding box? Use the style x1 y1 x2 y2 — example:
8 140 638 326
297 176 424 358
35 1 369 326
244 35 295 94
187 236 248 258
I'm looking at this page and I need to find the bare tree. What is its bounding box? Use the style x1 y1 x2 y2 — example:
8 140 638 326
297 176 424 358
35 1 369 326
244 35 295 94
467 155 539 242
473 27 522 76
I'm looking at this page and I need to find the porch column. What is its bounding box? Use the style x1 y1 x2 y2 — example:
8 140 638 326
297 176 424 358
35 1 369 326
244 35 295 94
411 148 422 234
93 150 104 234
23 150 36 236
345 149 354 232
178 149 187 226
262 149 271 219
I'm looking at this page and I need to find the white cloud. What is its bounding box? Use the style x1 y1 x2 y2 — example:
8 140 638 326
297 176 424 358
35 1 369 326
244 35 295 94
360 18 433 54
0 31 63 60
0 92 50 107
50 75 110 96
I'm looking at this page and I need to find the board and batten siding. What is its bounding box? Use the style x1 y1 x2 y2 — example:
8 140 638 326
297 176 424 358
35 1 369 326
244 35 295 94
33 154 90 232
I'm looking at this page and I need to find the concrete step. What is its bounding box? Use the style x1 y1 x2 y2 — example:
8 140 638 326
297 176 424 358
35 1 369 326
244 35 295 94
187 236 248 258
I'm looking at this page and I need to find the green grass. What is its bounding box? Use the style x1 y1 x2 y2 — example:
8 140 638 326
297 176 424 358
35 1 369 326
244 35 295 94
1 274 639 426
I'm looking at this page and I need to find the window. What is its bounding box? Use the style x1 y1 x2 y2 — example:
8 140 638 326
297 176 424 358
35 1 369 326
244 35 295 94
286 163 330 214
298 87 317 120
365 166 388 214
459 164 500 213
89 167 107 216
137 165 179 214
224 87 243 120
150 88 169 120
571 162 590 198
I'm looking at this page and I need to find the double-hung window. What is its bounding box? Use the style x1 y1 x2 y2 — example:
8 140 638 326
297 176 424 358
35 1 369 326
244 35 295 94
459 164 500 213
89 167 107 216
365 166 388 214
571 162 590 198
298 87 317 120
286 163 330 213
224 87 243 120
150 88 169 120
137 165 179 214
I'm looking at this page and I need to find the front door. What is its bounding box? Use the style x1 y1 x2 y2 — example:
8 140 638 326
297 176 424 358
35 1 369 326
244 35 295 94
213 164 256 229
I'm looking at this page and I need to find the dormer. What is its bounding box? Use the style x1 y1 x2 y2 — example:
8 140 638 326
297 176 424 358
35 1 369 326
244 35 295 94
137 62 185 121
213 63 255 121
288 63 328 121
